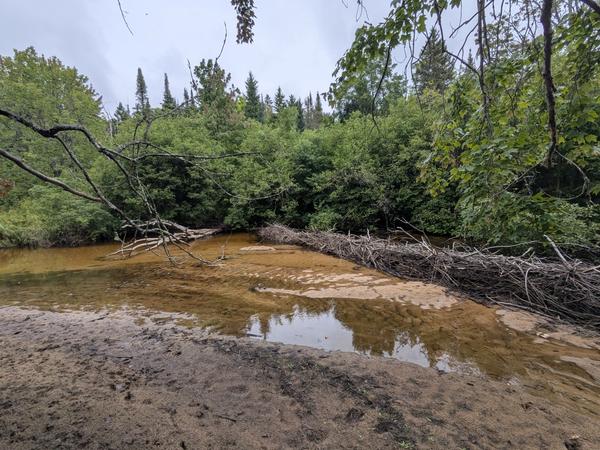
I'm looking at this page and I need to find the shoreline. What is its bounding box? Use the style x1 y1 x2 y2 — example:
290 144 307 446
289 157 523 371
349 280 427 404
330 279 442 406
0 306 597 449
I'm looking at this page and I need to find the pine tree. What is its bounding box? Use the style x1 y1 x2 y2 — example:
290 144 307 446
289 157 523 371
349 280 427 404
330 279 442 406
193 59 234 113
134 67 150 115
183 88 190 105
314 92 324 128
463 49 476 75
114 102 130 123
258 94 266 123
414 28 455 94
304 92 314 128
288 94 297 107
244 71 262 121
296 99 305 131
263 94 273 122
274 87 285 114
162 73 176 110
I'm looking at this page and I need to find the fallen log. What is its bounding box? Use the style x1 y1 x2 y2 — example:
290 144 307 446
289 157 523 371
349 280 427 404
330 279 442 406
258 224 600 331
107 225 221 259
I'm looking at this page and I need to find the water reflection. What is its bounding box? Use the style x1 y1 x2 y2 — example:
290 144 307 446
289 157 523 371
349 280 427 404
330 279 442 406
247 306 464 373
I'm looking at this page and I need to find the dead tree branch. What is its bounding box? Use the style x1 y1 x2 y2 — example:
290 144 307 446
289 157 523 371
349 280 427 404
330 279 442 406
0 147 101 203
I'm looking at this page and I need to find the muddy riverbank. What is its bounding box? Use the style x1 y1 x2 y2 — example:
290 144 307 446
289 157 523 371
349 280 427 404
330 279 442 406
1 234 600 448
0 307 597 449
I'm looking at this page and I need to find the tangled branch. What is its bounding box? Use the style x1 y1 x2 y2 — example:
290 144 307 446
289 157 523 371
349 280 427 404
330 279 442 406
260 225 600 331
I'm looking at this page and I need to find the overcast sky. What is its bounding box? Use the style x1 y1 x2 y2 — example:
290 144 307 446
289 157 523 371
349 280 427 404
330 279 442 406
1 1 475 114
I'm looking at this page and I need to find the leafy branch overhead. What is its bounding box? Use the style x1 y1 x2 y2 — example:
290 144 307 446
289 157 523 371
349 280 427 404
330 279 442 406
329 0 599 175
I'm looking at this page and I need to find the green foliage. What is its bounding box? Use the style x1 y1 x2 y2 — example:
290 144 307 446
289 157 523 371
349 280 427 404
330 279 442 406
0 48 112 247
274 87 285 114
193 59 240 132
0 185 117 247
114 102 130 122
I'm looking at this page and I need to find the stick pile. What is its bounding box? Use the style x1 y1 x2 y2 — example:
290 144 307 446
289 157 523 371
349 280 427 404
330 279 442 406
259 224 600 330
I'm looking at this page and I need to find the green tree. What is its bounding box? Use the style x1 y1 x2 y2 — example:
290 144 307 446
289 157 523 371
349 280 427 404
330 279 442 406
162 73 177 110
263 94 273 122
314 92 324 128
134 67 150 115
295 99 305 131
194 59 234 110
193 59 239 131
0 48 113 246
304 93 314 129
414 28 455 94
114 102 130 123
274 87 285 114
244 72 262 121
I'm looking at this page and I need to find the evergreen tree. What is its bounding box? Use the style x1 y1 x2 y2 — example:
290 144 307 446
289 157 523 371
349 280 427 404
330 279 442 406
288 94 297 107
274 87 285 114
134 67 150 115
183 88 190 105
162 73 176 110
314 92 324 128
460 49 477 77
414 28 455 94
304 92 314 128
244 71 262 121
263 94 273 122
295 99 305 131
193 59 235 112
114 102 130 123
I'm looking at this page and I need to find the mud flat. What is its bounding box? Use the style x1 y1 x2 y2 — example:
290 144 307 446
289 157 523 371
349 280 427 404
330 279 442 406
0 306 597 450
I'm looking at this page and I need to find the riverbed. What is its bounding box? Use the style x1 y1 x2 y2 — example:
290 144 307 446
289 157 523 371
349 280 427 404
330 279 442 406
1 233 599 448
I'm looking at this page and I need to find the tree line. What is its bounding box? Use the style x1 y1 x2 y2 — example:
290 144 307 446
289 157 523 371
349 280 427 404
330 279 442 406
112 66 326 132
0 0 598 253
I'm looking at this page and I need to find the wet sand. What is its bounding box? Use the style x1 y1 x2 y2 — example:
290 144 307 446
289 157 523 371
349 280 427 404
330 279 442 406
0 306 597 450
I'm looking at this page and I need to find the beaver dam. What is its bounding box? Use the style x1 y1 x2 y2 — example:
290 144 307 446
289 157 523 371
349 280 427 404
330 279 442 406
1 233 600 448
259 225 600 331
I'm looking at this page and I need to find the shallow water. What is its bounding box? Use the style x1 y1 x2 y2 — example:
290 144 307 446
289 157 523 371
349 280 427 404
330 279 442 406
1 233 600 415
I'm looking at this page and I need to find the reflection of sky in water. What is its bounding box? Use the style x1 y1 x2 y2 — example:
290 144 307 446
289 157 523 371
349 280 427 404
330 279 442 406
247 305 464 372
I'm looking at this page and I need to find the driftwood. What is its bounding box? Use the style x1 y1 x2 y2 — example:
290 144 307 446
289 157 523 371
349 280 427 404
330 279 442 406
107 221 221 259
259 224 600 331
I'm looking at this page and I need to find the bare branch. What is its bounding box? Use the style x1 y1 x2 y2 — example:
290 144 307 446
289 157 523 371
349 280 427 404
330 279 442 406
117 0 134 36
0 147 101 203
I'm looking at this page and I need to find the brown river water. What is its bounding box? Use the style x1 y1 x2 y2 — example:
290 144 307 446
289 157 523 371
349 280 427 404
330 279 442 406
1 233 600 417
